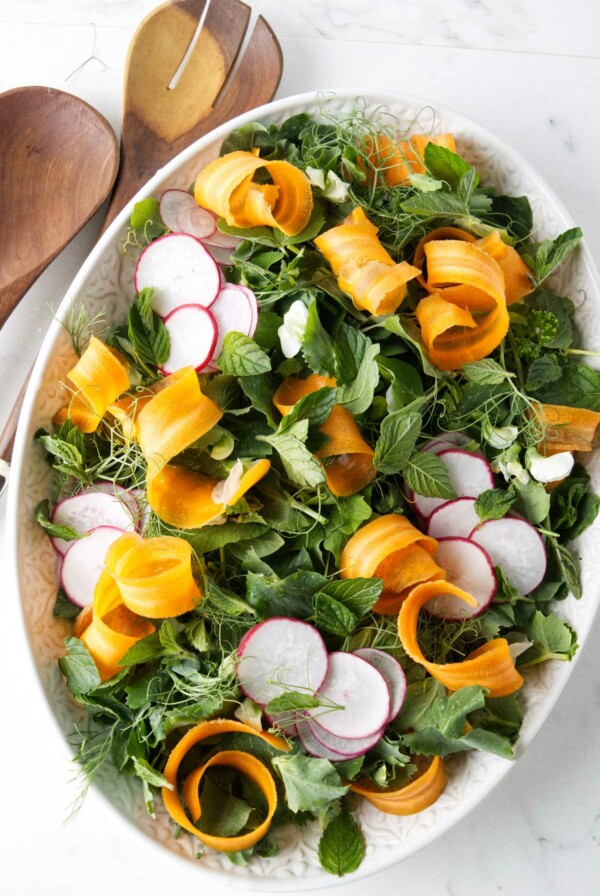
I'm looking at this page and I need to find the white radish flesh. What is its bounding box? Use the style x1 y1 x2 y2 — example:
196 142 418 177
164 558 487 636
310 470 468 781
202 211 243 249
353 648 407 721
208 285 257 370
60 525 125 607
236 617 328 706
427 497 480 540
424 537 497 619
422 432 475 455
159 189 216 239
470 518 547 595
237 285 258 336
412 448 495 519
160 304 218 374
307 652 390 740
307 717 384 757
51 489 136 556
134 233 221 317
296 720 349 761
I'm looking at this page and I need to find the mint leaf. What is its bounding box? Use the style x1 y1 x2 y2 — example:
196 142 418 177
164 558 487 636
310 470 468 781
272 753 349 813
463 359 512 386
246 570 327 619
404 451 456 499
204 577 256 617
177 518 269 553
522 227 582 286
266 692 321 714
323 496 372 560
336 340 380 415
401 190 467 220
551 540 582 600
58 638 101 695
133 757 172 790
301 297 336 377
239 374 279 427
334 324 368 385
53 588 82 620
485 194 533 242
259 420 325 488
126 288 170 370
423 143 473 190
378 357 423 411
475 489 515 523
525 355 563 392
512 477 550 525
316 578 383 618
312 592 358 636
281 386 337 431
532 362 600 411
318 809 365 877
119 632 163 666
36 499 81 542
253 309 283 351
219 332 271 376
374 409 422 474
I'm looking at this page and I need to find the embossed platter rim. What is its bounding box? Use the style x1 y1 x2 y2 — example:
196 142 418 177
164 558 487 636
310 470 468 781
7 88 600 889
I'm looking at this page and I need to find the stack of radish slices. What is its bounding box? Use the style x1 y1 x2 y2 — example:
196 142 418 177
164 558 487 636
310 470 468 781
134 189 256 375
408 432 547 619
236 618 406 760
51 484 141 608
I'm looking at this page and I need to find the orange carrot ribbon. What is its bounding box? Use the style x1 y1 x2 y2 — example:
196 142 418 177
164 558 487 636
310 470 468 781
273 374 375 496
340 514 444 614
194 150 313 236
365 133 457 187
534 403 600 455
398 580 523 696
162 719 288 853
315 207 420 315
351 756 446 815
59 336 130 433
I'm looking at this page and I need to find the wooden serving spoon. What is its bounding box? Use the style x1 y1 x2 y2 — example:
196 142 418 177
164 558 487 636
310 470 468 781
0 0 283 494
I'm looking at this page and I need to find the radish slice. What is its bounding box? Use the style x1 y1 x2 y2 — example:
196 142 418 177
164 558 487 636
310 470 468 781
134 233 221 317
205 244 235 266
202 211 243 249
236 618 328 706
307 716 384 757
93 482 141 525
60 525 125 607
412 448 495 520
50 489 136 556
424 537 497 619
470 518 547 595
207 284 257 371
427 497 480 540
264 710 298 738
160 304 218 374
237 285 258 336
422 432 475 455
353 648 407 721
307 652 390 740
296 720 350 761
159 189 216 239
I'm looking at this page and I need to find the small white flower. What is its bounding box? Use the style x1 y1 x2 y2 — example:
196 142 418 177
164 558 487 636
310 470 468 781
527 449 574 484
483 421 518 450
305 166 350 204
495 444 529 485
278 300 309 358
212 458 244 505
507 636 534 660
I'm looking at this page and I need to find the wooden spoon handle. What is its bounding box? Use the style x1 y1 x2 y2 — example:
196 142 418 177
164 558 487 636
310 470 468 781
0 365 33 494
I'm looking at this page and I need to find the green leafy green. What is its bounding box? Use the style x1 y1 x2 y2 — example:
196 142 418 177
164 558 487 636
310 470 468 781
519 610 578 667
336 339 380 415
404 451 456 499
36 499 81 542
374 409 422 474
258 420 325 488
475 489 515 523
522 227 582 286
272 754 349 813
533 363 600 411
302 298 336 376
58 638 101 695
318 809 365 877
126 288 170 372
219 332 272 376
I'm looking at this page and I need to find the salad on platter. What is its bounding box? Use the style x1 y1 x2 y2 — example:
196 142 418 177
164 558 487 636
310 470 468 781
37 100 600 877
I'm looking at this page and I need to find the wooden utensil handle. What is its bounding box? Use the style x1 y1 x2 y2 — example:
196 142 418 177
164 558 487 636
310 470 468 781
0 365 33 467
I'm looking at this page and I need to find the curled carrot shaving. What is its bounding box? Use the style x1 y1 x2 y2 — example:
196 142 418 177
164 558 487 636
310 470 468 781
106 390 155 441
398 580 523 696
105 532 201 618
135 367 222 477
162 719 288 853
365 133 456 187
416 240 509 370
340 514 443 614
413 226 476 291
80 569 155 681
351 756 446 815
194 151 313 236
477 231 532 305
534 402 600 455
273 375 375 496
315 207 420 315
60 336 130 432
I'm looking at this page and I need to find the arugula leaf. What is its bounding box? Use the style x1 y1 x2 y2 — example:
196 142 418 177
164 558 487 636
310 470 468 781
218 332 272 376
404 451 456 499
318 809 365 877
301 297 336 376
266 692 321 713
36 499 81 542
312 593 358 637
424 143 473 190
374 409 422 474
533 363 600 411
53 588 82 620
462 359 513 386
475 489 516 523
272 754 349 813
336 340 380 415
259 419 325 488
246 570 327 619
58 638 101 695
522 227 582 286
127 288 170 370
467 694 523 742
178 518 269 553
519 610 578 667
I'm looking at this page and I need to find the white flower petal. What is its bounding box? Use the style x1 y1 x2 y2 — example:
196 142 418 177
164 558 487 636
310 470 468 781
212 458 244 505
305 166 326 190
278 300 309 358
323 170 350 203
529 450 574 483
487 425 519 450
234 697 264 732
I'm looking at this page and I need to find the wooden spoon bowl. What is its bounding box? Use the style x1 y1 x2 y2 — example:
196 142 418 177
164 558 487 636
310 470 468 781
0 86 119 327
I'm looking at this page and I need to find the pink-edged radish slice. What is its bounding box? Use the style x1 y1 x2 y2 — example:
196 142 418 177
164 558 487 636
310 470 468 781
93 481 142 525
307 652 390 740
159 189 216 239
236 284 259 336
353 648 407 722
60 525 125 607
424 537 496 619
203 211 243 249
422 432 475 455
296 719 350 761
134 233 221 317
205 244 235 267
208 285 257 370
470 518 547 595
50 489 136 556
264 710 299 738
412 448 495 520
236 617 328 706
160 304 218 375
427 497 480 540
307 716 385 757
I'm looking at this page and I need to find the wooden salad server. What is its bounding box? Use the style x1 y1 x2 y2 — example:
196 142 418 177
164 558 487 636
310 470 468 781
0 0 283 495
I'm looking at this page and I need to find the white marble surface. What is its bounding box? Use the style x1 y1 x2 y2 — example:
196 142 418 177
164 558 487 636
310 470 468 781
1 1 600 894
